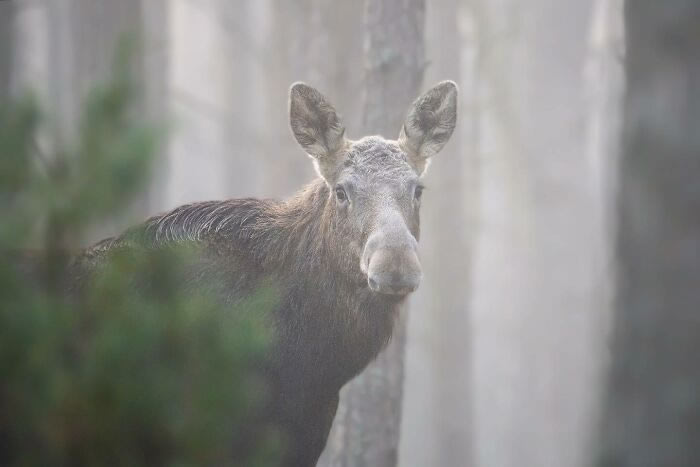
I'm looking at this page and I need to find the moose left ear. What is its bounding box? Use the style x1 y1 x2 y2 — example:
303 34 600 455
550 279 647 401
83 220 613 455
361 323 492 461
398 81 458 175
289 83 347 181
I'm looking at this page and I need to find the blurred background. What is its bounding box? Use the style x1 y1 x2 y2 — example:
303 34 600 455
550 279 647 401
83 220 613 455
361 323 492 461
2 1 699 466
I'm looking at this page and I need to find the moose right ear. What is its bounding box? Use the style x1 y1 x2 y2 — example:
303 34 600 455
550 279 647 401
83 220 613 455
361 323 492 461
289 83 347 179
398 81 458 175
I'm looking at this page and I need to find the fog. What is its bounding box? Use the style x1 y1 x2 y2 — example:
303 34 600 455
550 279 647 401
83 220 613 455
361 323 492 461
2 1 698 466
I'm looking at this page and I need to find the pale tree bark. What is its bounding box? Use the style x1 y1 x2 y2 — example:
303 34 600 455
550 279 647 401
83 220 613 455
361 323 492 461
262 0 363 198
163 0 284 211
399 0 475 465
468 1 612 466
360 0 425 136
163 0 237 207
138 0 168 210
598 2 700 466
318 2 425 466
580 0 625 460
263 0 328 196
585 0 625 236
262 0 316 195
220 0 267 199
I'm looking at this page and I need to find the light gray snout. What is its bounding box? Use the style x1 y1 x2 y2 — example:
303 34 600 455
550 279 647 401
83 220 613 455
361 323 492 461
362 227 422 296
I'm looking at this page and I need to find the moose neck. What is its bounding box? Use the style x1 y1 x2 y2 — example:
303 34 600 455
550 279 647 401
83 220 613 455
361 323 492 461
260 178 402 380
111 176 400 381
258 178 361 288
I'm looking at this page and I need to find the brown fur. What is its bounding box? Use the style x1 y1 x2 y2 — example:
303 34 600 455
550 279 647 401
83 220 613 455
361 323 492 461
73 178 402 466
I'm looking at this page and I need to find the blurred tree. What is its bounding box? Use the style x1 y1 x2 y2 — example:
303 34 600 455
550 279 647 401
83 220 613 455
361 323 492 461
262 0 364 198
263 0 325 194
598 2 700 466
0 46 279 467
0 2 13 99
318 1 426 466
43 0 165 242
398 0 475 465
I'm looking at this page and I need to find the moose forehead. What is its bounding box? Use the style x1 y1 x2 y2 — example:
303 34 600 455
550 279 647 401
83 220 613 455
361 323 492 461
339 136 418 187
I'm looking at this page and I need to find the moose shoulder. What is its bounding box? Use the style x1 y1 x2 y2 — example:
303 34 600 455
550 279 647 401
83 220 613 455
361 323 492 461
75 81 458 466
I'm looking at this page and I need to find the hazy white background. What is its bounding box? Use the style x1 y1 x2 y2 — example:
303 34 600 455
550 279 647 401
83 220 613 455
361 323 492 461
0 1 625 466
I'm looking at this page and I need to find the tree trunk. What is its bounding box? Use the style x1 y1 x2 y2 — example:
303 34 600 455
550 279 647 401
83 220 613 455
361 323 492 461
0 1 13 99
262 0 363 198
598 2 700 466
467 1 611 466
399 0 475 465
318 1 425 465
360 0 425 136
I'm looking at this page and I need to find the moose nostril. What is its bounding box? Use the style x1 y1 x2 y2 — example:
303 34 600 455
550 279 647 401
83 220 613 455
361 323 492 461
366 248 422 295
368 277 379 291
367 273 421 295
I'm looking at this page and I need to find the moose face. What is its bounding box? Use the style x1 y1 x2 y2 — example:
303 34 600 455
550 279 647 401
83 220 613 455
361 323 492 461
289 81 457 295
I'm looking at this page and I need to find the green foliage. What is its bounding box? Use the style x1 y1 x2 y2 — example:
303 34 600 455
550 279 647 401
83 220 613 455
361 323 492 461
0 44 281 466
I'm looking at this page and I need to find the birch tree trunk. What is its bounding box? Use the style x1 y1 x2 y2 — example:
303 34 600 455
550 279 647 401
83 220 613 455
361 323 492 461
598 2 700 466
318 1 425 465
468 1 612 466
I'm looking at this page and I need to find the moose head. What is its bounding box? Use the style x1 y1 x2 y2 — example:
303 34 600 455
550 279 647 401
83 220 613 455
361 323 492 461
289 81 457 296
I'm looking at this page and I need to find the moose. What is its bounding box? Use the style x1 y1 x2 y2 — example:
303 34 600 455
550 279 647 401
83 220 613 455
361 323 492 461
74 81 457 466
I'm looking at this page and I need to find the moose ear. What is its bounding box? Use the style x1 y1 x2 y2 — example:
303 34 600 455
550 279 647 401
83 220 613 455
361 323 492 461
289 83 346 179
398 81 458 175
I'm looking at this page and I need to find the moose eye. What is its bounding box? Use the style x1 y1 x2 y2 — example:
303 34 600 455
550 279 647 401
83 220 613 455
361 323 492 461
335 186 348 203
414 185 424 201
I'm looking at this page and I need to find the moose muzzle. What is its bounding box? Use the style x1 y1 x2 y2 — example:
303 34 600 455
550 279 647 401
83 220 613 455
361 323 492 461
362 214 422 296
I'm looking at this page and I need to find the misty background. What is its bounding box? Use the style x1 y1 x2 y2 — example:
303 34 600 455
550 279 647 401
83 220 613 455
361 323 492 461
2 1 698 466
